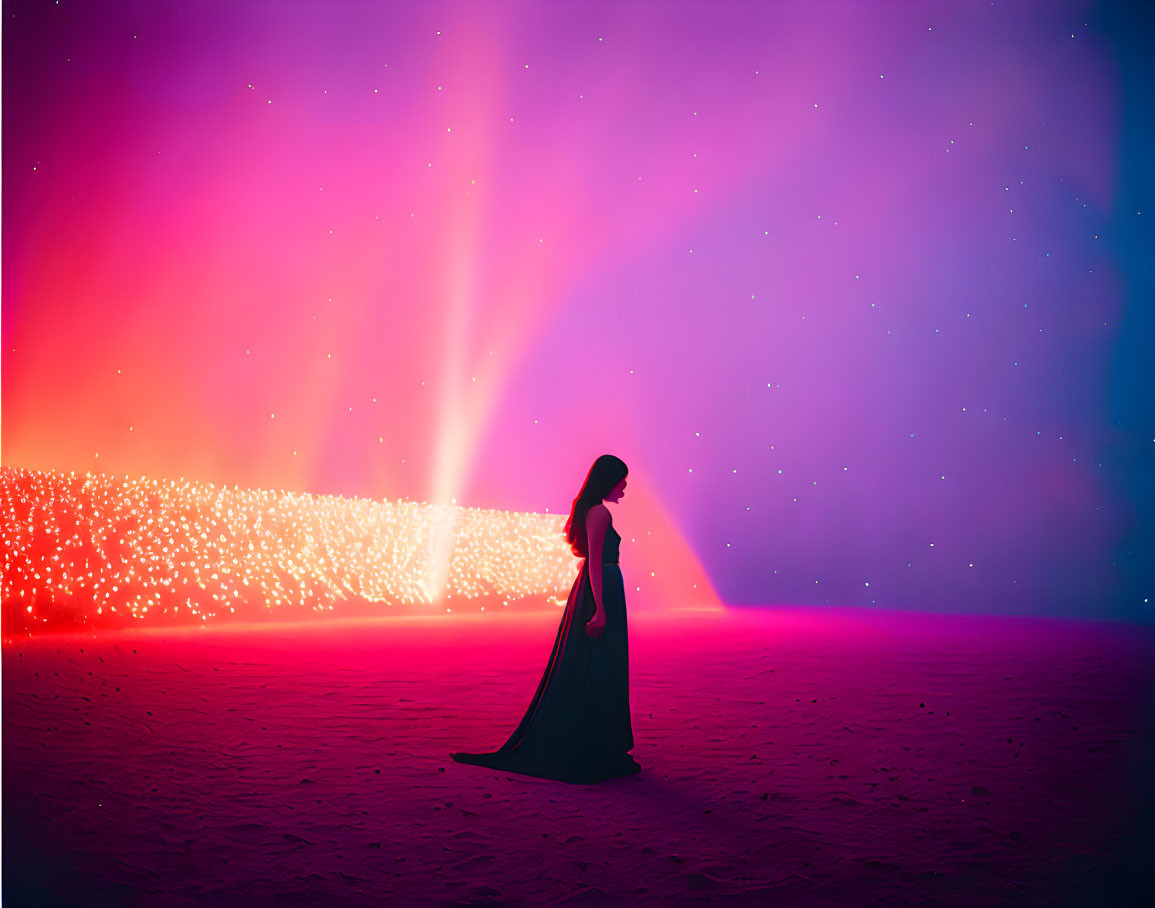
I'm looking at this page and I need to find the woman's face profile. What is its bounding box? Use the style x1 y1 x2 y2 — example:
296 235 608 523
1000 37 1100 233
606 477 627 503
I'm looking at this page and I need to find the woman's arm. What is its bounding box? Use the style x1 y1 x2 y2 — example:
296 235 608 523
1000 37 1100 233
586 503 609 616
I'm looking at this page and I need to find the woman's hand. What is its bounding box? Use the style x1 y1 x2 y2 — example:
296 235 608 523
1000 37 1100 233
586 609 606 638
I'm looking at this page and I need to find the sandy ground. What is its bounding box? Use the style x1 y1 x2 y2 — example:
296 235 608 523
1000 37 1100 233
3 605 1153 906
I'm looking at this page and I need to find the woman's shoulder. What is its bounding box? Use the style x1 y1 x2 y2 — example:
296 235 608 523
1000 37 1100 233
586 502 610 523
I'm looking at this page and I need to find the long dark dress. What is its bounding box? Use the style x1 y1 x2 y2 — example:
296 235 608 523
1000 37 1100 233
449 518 641 784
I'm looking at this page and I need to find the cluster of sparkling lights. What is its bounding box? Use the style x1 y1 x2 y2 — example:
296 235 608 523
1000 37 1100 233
0 466 579 631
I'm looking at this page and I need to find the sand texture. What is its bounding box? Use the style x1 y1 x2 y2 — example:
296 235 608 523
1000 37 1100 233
4 606 1153 906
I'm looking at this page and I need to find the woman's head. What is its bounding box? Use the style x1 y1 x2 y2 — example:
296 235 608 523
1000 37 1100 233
564 454 628 557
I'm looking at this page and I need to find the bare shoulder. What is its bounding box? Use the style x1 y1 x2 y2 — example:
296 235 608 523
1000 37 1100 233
586 502 610 525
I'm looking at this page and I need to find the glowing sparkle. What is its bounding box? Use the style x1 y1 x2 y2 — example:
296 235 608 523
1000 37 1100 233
1 466 581 634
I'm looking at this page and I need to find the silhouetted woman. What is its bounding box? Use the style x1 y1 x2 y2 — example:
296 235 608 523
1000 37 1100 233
450 454 642 784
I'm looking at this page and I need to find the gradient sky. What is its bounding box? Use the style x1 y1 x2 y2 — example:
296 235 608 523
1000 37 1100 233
3 0 1152 622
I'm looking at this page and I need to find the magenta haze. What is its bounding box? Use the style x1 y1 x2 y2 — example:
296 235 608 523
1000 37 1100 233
3 0 1150 621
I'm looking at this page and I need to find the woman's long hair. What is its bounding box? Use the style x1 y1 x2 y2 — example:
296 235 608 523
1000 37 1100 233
564 454 628 558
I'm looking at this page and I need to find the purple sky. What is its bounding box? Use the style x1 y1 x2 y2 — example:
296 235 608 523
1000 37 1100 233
4 0 1150 621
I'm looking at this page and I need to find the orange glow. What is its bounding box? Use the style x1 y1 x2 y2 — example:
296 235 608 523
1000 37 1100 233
1 465 720 637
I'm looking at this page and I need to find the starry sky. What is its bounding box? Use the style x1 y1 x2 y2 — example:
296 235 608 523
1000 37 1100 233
3 0 1152 622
